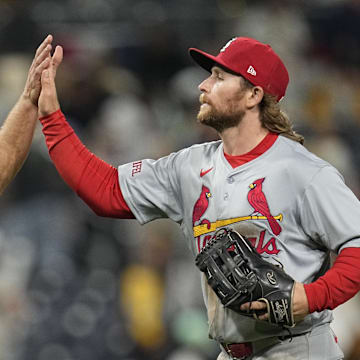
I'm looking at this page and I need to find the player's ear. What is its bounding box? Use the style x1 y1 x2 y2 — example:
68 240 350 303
246 86 264 108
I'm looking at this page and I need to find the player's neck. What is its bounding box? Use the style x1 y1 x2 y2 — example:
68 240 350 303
220 116 269 156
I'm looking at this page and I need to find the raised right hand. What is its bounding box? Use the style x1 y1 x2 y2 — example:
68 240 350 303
38 44 63 117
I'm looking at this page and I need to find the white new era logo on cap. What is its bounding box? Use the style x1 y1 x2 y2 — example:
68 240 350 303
247 65 256 76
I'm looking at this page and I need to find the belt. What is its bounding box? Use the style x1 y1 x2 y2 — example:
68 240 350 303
221 332 306 359
221 342 253 360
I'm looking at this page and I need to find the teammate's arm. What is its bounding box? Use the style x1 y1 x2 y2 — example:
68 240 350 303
0 35 53 194
38 46 134 218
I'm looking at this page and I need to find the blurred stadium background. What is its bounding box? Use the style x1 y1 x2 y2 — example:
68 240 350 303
0 0 360 359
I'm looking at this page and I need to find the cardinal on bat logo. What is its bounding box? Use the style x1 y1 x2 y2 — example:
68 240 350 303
247 177 282 235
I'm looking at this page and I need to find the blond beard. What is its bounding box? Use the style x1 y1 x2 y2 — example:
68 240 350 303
197 89 247 133
197 102 213 123
197 103 245 133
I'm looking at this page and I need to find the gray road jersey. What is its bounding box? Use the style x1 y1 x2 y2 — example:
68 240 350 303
118 135 360 343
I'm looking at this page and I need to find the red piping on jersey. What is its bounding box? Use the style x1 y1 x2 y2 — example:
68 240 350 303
224 132 278 168
39 110 134 218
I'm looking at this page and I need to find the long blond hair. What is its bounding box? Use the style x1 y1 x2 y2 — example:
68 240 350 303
241 77 304 144
259 93 304 145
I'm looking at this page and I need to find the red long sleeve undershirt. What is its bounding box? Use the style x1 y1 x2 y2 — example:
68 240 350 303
40 109 134 219
304 248 360 313
40 109 360 313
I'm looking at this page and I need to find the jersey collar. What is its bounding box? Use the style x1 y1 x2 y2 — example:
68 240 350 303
224 132 279 169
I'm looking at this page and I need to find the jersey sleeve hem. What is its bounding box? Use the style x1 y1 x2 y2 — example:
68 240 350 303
117 166 148 225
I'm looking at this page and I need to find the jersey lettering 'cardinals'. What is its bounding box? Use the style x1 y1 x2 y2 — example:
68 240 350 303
192 185 211 228
247 178 282 236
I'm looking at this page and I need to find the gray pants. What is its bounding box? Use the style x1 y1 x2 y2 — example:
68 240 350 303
217 324 344 360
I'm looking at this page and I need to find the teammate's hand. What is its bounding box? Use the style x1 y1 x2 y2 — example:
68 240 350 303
239 282 309 323
38 44 63 117
22 35 53 106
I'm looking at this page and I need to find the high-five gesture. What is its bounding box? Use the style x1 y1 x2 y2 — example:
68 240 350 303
0 35 54 194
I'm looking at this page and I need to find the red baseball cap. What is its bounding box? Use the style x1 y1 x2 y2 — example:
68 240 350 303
189 37 289 102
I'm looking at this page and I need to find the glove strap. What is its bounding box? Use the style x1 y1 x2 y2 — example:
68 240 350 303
258 295 295 328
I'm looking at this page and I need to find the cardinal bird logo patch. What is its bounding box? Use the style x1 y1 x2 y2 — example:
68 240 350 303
192 185 211 228
247 177 282 235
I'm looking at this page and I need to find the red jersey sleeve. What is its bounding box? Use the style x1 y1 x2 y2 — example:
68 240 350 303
304 247 360 313
39 109 134 219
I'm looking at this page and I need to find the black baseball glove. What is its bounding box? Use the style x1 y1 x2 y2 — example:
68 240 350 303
195 228 295 328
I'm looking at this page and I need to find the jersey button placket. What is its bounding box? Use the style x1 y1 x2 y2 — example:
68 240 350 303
224 176 234 201
227 176 234 184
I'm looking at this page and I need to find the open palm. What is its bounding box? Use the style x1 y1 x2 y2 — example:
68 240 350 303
38 45 63 117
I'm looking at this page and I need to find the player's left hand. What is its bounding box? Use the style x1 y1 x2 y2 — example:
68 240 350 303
240 282 309 323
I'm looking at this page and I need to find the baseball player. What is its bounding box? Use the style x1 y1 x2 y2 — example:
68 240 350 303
0 35 53 194
37 36 360 360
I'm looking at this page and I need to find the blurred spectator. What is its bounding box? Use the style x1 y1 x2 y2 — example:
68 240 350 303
307 0 360 68
120 222 174 359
